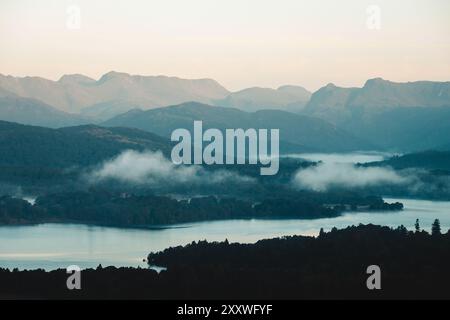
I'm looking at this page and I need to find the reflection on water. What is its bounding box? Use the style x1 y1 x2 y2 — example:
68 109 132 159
0 198 449 271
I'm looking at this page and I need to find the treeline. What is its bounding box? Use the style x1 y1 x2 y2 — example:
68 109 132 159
0 195 41 224
366 150 450 171
149 222 448 271
0 190 402 227
0 224 449 299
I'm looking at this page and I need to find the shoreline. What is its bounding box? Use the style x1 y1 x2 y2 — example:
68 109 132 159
0 200 404 230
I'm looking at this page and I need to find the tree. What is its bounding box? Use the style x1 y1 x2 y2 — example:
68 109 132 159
396 225 407 236
431 219 441 236
415 219 420 233
319 228 325 238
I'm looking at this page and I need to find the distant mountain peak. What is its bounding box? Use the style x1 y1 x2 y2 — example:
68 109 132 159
98 71 131 83
363 77 390 87
324 83 337 89
277 84 308 91
58 74 96 84
366 77 386 82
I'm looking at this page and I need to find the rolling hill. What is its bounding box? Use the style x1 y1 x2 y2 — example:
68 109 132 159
103 102 374 153
0 88 90 128
0 121 171 168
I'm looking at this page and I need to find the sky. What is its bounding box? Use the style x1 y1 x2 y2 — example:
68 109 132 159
0 0 449 92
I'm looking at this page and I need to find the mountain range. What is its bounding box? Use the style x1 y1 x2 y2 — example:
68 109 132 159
0 72 229 115
302 78 450 151
0 72 315 121
0 72 316 117
303 78 450 124
0 72 449 152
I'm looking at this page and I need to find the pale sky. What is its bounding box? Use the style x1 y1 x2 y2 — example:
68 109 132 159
0 0 449 91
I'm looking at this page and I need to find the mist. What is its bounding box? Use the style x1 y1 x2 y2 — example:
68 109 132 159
292 162 410 192
89 150 254 186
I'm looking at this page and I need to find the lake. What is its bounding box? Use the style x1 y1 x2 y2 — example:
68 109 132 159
0 198 449 271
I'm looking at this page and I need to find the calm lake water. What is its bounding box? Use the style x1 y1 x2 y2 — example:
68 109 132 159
0 198 449 271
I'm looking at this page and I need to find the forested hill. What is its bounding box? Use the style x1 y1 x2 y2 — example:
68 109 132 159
366 151 450 171
0 120 171 167
102 102 374 153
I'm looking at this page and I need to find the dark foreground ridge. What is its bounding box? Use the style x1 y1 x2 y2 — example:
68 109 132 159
0 224 449 299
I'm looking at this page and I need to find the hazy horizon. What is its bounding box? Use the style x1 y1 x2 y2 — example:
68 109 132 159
1 0 449 91
1 70 450 94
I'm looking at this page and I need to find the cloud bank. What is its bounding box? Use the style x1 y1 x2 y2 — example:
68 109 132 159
89 150 253 186
292 162 409 192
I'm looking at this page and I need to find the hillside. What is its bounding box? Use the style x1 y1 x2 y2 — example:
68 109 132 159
366 150 450 171
103 102 374 153
0 89 90 128
305 78 450 119
303 79 450 151
342 107 450 151
0 121 171 167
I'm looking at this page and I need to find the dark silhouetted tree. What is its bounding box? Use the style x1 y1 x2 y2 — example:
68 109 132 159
396 225 407 236
415 219 420 233
319 228 325 238
431 219 441 236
